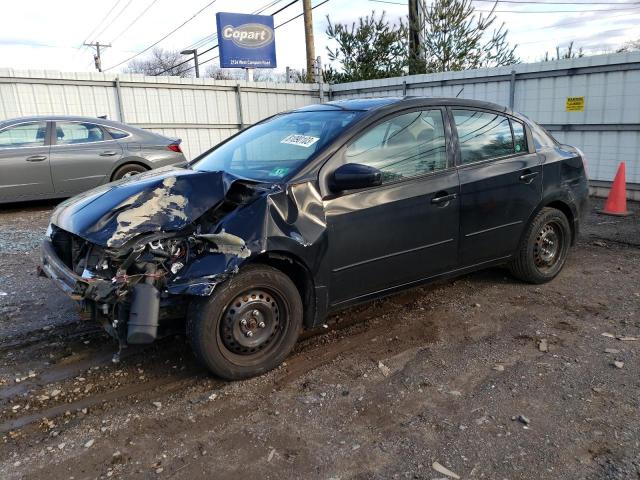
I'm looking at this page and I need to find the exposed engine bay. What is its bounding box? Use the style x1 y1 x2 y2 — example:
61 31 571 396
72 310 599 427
40 168 327 358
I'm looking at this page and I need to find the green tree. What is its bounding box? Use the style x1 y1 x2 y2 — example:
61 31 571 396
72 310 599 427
325 11 408 82
413 0 518 73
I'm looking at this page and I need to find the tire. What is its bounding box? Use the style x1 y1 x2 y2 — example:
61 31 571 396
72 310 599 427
187 264 303 380
509 207 572 284
112 163 148 181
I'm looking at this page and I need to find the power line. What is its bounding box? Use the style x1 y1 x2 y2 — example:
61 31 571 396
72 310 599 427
475 6 640 12
516 8 640 41
371 0 639 7
91 0 135 43
472 0 639 4
80 0 124 47
272 0 300 15
153 0 303 76
103 0 219 71
109 0 161 44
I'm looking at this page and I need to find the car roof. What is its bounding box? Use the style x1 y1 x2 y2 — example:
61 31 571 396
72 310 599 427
0 115 131 128
295 96 513 115
0 115 176 140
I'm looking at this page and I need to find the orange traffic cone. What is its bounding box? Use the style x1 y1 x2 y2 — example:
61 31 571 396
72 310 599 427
600 162 631 216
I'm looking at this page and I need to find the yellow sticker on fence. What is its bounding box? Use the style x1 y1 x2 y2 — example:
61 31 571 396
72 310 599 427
566 97 585 112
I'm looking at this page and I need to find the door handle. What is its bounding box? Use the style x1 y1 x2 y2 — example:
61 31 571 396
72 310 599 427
519 171 539 183
99 151 118 156
26 155 47 162
431 192 457 205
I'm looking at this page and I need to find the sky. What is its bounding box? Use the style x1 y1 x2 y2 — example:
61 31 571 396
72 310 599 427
1 0 639 76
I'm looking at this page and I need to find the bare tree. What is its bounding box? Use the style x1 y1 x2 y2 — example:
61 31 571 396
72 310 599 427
541 41 584 61
203 64 235 80
617 38 640 53
125 48 193 77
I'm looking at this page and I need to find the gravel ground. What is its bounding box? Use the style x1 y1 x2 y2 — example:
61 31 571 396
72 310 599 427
0 197 638 480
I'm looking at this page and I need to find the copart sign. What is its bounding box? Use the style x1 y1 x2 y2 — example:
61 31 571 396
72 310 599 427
216 12 277 68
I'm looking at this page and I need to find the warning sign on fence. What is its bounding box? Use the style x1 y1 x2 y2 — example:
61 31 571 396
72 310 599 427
566 97 585 112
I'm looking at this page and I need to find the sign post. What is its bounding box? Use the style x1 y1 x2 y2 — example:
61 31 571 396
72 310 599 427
216 12 277 80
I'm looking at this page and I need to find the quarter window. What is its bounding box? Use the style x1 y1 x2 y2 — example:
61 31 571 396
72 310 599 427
453 110 514 163
55 122 104 145
511 120 527 153
344 109 447 184
106 127 129 139
0 122 46 148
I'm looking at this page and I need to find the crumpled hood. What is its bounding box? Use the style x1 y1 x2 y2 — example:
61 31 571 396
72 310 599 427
50 167 239 248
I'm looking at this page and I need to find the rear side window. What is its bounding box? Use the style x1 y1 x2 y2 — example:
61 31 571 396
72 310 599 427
0 122 46 148
453 110 514 163
511 120 527 153
344 109 447 183
106 127 129 139
55 122 104 144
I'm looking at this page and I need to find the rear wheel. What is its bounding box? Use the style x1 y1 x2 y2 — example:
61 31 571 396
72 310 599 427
509 207 571 284
112 163 148 181
187 265 303 380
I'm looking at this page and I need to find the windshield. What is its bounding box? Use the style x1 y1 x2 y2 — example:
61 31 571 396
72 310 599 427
193 110 363 181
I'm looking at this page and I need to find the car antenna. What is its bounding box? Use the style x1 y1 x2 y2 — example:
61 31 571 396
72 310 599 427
97 115 108 119
455 87 464 98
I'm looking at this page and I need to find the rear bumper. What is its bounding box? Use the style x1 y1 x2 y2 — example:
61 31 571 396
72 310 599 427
40 239 115 302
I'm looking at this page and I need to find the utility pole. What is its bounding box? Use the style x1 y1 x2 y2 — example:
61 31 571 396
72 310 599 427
180 49 200 78
408 0 422 75
302 0 315 83
84 42 111 73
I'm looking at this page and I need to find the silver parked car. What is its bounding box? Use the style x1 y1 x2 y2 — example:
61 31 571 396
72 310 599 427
0 115 187 203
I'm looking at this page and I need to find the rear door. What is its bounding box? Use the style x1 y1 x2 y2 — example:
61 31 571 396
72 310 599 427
50 121 123 195
451 108 542 266
0 121 53 201
323 108 460 305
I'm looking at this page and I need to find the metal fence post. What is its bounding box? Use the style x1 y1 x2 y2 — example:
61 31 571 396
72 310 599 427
114 76 125 122
509 70 516 109
235 84 244 129
402 80 407 97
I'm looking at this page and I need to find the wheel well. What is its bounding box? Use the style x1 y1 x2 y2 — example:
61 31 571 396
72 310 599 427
249 252 316 329
110 161 150 181
545 200 576 244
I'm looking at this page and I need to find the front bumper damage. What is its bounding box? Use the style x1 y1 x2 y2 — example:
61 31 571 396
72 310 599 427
41 238 115 302
40 168 329 352
40 224 250 351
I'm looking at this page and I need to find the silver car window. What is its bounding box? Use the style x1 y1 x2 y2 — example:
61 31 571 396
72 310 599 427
0 122 47 148
56 122 105 145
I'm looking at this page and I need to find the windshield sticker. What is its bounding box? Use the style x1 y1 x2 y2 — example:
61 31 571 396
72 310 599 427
280 134 320 148
269 167 290 177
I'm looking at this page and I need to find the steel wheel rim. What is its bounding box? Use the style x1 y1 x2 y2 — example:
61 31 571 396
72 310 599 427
534 221 563 272
122 171 140 179
218 288 287 363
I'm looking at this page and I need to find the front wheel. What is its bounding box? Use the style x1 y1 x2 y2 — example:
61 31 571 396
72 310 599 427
509 207 572 284
187 265 303 380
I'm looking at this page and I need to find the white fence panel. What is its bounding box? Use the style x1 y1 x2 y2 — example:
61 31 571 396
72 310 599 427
0 70 320 160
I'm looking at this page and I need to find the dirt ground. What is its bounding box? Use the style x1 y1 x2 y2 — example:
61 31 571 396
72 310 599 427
0 198 638 480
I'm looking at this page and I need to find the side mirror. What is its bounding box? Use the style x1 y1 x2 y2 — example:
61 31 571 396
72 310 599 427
330 163 382 192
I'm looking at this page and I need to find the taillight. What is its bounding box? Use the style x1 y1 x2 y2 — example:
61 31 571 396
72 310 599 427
576 147 588 179
168 143 182 153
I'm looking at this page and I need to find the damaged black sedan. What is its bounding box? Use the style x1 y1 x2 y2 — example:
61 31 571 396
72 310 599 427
41 97 589 379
